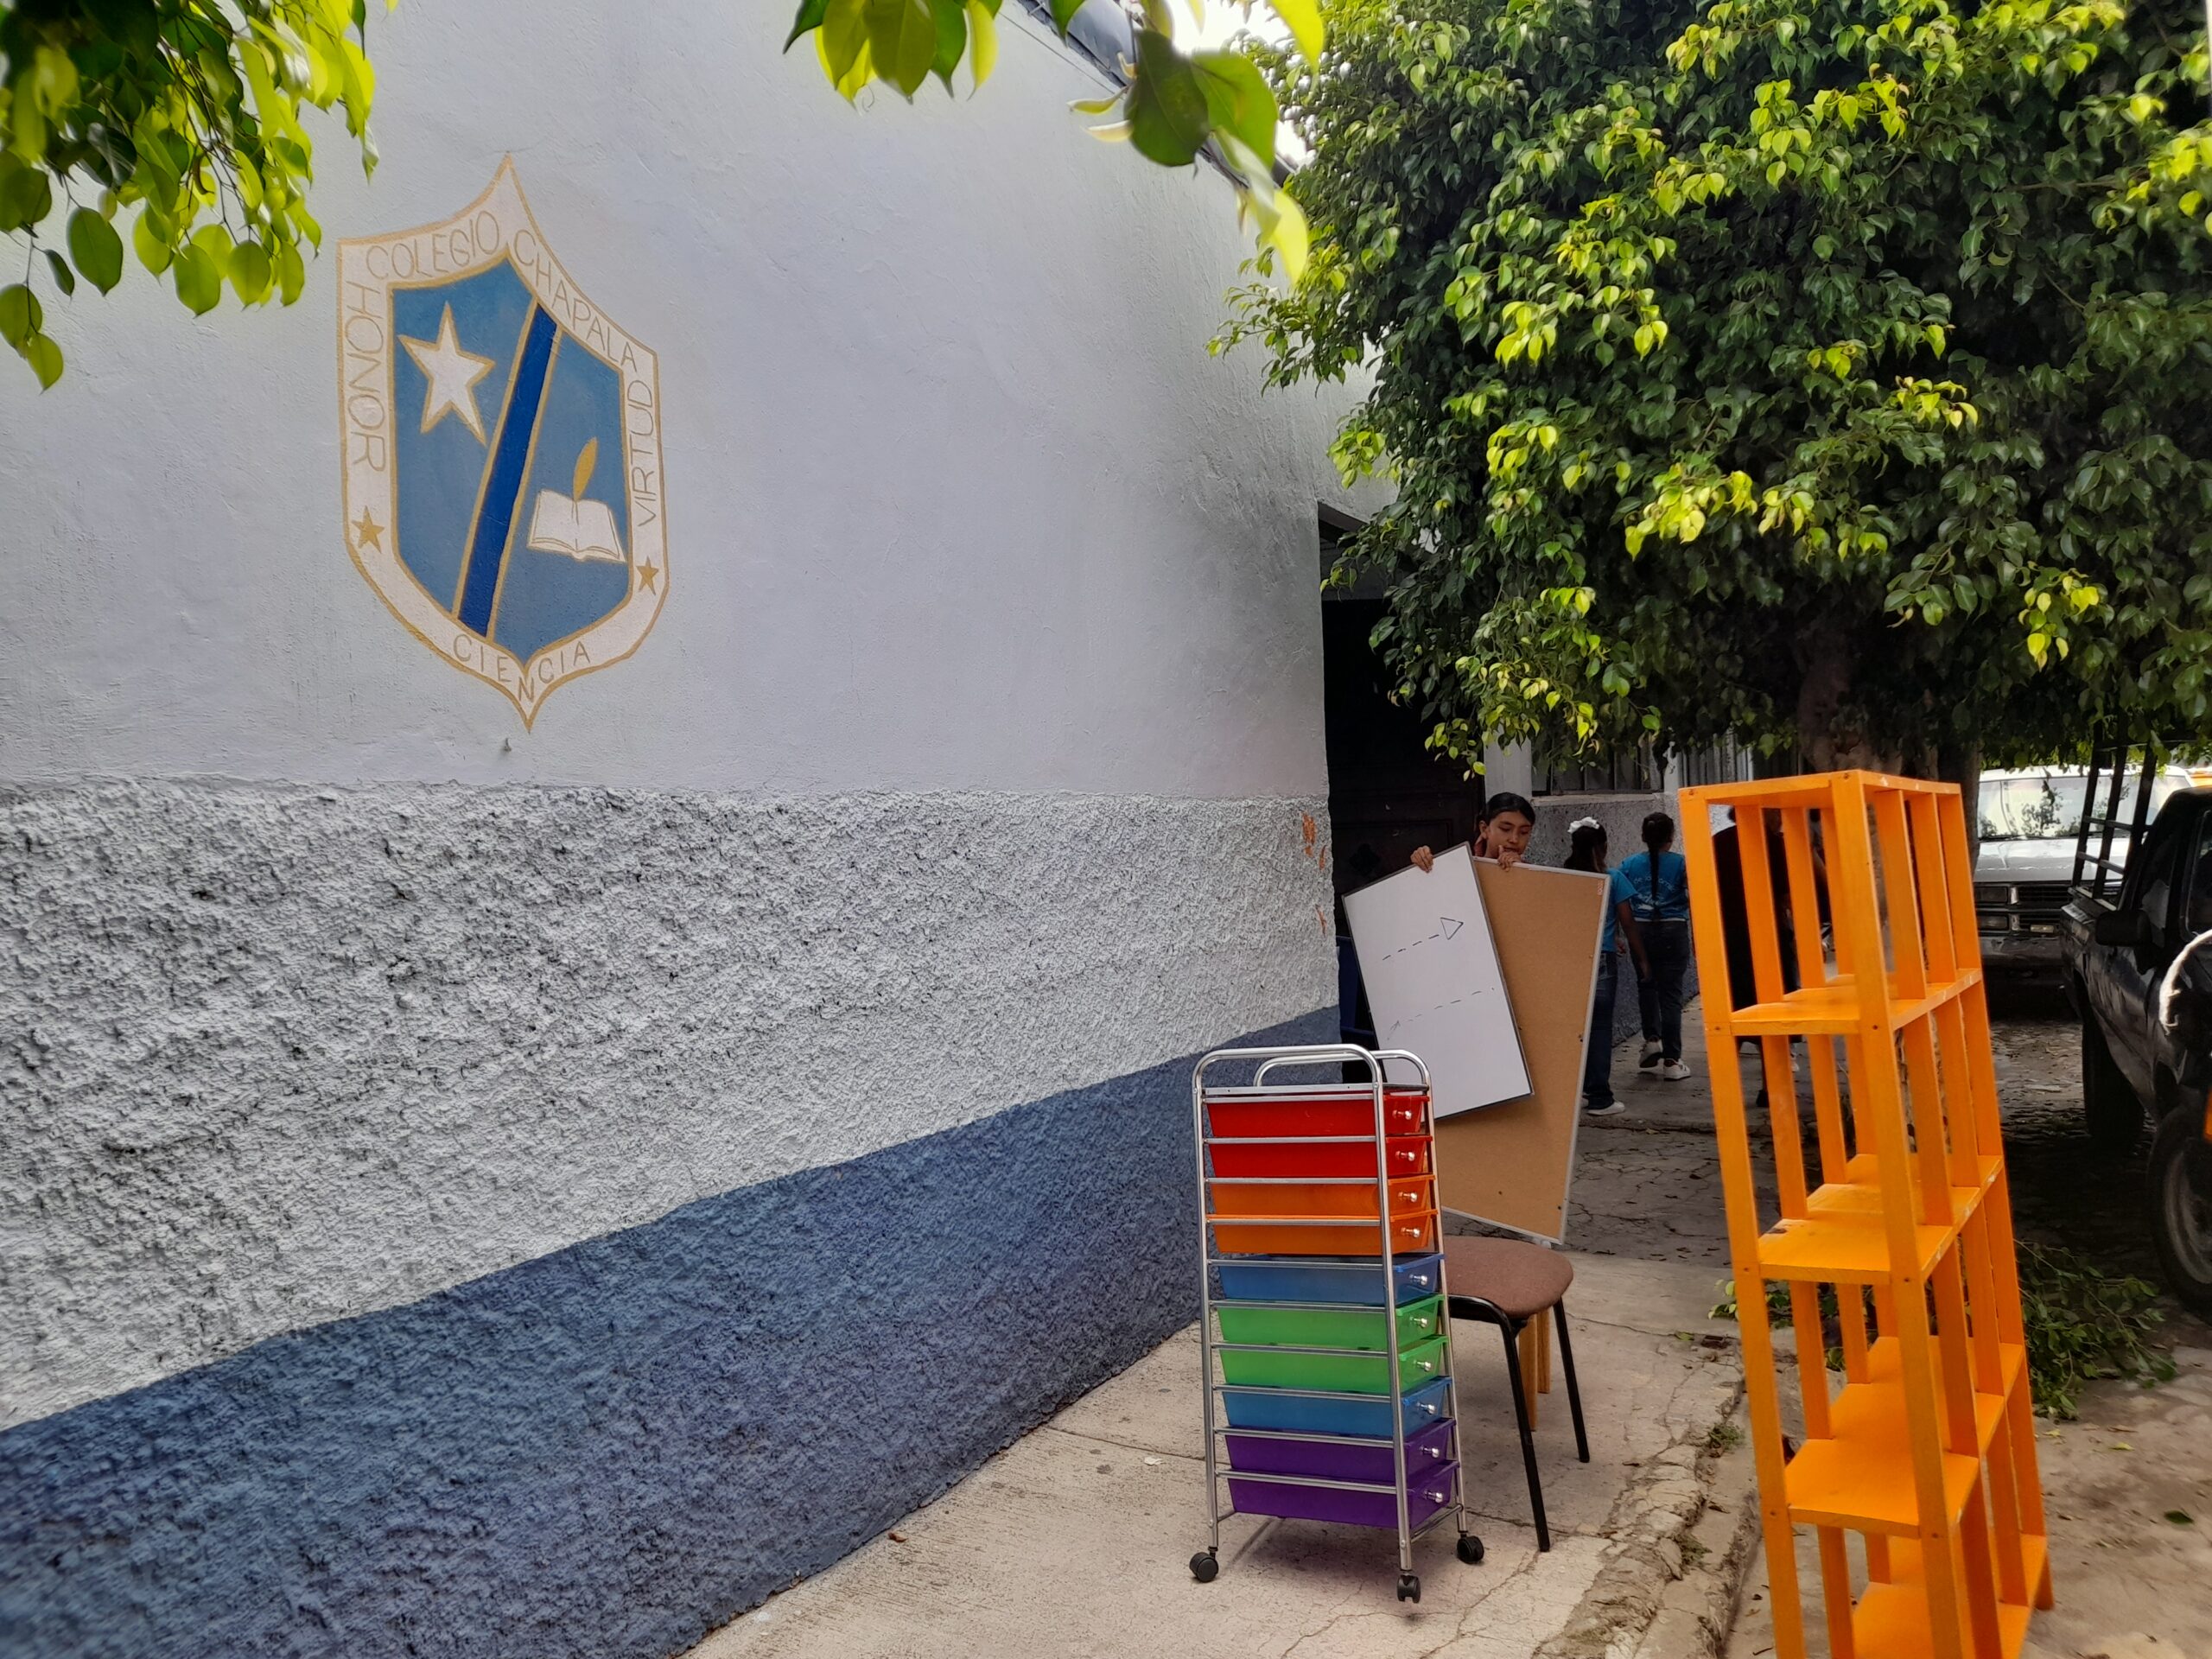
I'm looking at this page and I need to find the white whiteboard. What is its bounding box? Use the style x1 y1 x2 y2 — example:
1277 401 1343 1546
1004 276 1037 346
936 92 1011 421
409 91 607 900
1344 844 1532 1121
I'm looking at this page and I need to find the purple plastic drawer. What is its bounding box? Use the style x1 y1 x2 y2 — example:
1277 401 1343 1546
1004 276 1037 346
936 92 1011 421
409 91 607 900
1228 1461 1459 1531
1224 1419 1456 1485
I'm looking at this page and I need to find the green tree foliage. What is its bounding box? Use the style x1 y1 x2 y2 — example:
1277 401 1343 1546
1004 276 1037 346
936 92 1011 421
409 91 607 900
1224 0 2212 774
784 0 1319 277
0 0 386 388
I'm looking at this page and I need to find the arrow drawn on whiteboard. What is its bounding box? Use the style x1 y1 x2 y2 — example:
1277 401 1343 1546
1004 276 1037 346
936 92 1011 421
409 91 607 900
1439 916 1464 939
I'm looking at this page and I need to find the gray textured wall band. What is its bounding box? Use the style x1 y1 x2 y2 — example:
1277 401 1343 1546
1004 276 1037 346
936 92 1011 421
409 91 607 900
2 781 1335 1428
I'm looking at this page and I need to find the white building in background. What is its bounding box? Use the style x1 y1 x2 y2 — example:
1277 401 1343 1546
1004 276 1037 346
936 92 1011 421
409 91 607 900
0 4 1360 1654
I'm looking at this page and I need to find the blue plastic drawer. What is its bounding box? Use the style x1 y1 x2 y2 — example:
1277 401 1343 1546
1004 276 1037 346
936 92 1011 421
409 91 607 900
1220 1374 1454 1439
1217 1251 1444 1308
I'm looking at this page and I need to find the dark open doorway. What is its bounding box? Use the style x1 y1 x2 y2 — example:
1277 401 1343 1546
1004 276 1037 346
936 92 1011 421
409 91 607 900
1319 508 1488 911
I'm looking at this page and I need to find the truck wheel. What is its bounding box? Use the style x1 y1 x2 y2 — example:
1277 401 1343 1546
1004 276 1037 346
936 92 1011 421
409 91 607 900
2083 1014 2144 1156
2148 1104 2212 1319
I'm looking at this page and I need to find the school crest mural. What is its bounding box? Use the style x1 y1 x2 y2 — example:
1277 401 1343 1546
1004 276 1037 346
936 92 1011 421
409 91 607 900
338 161 666 725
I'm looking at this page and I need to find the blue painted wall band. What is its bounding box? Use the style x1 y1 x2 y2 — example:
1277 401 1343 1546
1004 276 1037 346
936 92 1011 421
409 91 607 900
0 1008 1333 1659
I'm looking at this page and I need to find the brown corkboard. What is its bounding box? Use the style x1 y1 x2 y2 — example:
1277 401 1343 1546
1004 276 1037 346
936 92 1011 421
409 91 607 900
1433 859 1609 1243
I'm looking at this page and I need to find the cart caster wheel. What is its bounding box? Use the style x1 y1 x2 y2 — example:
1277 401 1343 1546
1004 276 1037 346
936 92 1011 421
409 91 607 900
1396 1572 1421 1603
1189 1550 1218 1583
1457 1535 1485 1566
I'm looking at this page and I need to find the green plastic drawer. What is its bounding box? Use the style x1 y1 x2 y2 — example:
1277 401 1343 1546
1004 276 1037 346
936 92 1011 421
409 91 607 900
1218 1332 1449 1395
1216 1294 1445 1355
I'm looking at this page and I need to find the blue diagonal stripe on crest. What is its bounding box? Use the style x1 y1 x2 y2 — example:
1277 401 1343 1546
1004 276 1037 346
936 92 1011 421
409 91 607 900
455 306 558 638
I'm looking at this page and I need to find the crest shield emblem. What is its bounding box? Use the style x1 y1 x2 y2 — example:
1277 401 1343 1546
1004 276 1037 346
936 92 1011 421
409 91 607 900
339 161 666 726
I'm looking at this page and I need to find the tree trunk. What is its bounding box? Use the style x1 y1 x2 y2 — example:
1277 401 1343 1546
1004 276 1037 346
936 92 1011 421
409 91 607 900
1793 628 1894 772
1936 739 1985 868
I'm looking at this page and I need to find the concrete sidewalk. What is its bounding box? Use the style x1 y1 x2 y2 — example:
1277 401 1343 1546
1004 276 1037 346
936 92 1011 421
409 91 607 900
687 1251 1758 1659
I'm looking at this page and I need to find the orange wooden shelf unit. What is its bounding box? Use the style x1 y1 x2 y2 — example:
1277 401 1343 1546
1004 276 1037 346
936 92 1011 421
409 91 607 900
1681 771 2053 1659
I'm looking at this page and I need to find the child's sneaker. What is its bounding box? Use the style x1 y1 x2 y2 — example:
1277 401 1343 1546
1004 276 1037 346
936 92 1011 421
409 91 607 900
1659 1061 1692 1081
1638 1040 1662 1067
1584 1099 1627 1118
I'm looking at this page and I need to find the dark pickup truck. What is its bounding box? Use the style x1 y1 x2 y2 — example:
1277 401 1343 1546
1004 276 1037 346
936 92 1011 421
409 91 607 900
2062 779 2212 1315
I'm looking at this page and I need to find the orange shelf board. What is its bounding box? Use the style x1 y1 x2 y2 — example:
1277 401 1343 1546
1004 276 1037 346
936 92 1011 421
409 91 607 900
1828 1153 2005 1203
1861 1338 2027 1448
1721 969 1981 1036
1784 1386 1981 1534
1852 1580 2031 1659
1682 772 1960 810
1755 1209 1954 1284
1802 1169 1986 1230
1849 1537 2044 1659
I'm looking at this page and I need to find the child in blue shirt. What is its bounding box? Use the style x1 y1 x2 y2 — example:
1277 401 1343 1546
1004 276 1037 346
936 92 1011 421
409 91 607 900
1565 819 1649 1117
1616 811 1694 1081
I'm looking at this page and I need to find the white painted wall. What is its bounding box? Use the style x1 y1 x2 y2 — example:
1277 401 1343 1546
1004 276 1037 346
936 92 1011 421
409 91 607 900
0 4 1364 1427
0 1 1360 797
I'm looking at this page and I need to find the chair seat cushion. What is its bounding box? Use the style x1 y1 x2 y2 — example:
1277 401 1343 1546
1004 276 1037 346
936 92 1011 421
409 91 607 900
1442 1235 1573 1320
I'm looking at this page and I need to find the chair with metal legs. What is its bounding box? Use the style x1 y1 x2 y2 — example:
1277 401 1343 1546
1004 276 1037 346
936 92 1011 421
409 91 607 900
1441 1234 1590 1552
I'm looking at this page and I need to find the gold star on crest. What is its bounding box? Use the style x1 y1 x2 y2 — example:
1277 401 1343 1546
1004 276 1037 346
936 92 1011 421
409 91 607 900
353 509 384 552
637 561 660 593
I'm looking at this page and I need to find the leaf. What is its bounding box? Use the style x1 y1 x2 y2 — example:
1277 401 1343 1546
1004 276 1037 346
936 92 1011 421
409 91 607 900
1128 29 1211 168
68 207 125 293
821 0 870 90
0 159 54 234
132 208 174 275
0 284 41 348
817 28 875 98
45 250 76 297
1263 0 1325 61
276 240 307 305
866 0 941 97
1245 180 1309 280
173 243 223 315
930 0 967 89
230 240 273 304
785 0 830 49
1050 0 1084 30
1192 50 1279 173
25 332 63 389
967 0 998 86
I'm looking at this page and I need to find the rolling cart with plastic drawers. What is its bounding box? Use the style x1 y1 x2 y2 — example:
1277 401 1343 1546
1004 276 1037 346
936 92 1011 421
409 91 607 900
1186 1042 1483 1602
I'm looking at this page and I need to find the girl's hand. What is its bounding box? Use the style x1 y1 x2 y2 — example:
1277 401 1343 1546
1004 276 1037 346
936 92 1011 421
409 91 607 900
1410 846 1435 873
1494 846 1521 869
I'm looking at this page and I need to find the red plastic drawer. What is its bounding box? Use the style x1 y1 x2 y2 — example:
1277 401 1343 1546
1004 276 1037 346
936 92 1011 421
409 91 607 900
1206 1090 1430 1141
1210 1135 1433 1180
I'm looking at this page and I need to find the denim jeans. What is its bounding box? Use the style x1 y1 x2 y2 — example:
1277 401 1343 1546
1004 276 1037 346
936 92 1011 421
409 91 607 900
1637 918 1692 1063
1583 953 1619 1109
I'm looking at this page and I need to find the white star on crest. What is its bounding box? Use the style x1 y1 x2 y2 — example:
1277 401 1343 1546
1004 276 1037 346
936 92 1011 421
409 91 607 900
401 304 496 442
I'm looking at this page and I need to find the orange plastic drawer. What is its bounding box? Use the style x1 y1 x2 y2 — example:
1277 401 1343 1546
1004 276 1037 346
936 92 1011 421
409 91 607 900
1213 1211 1440 1257
1211 1177 1434 1220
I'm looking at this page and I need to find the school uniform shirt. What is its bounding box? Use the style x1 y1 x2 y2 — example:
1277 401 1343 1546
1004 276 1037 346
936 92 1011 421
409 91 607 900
1601 866 1637 954
1616 849 1689 924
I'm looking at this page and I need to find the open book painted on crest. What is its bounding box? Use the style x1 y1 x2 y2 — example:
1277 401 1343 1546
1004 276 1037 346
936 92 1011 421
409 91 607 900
527 437 626 564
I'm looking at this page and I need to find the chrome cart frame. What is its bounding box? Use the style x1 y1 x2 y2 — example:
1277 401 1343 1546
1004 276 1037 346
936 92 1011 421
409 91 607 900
1187 1043 1481 1602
